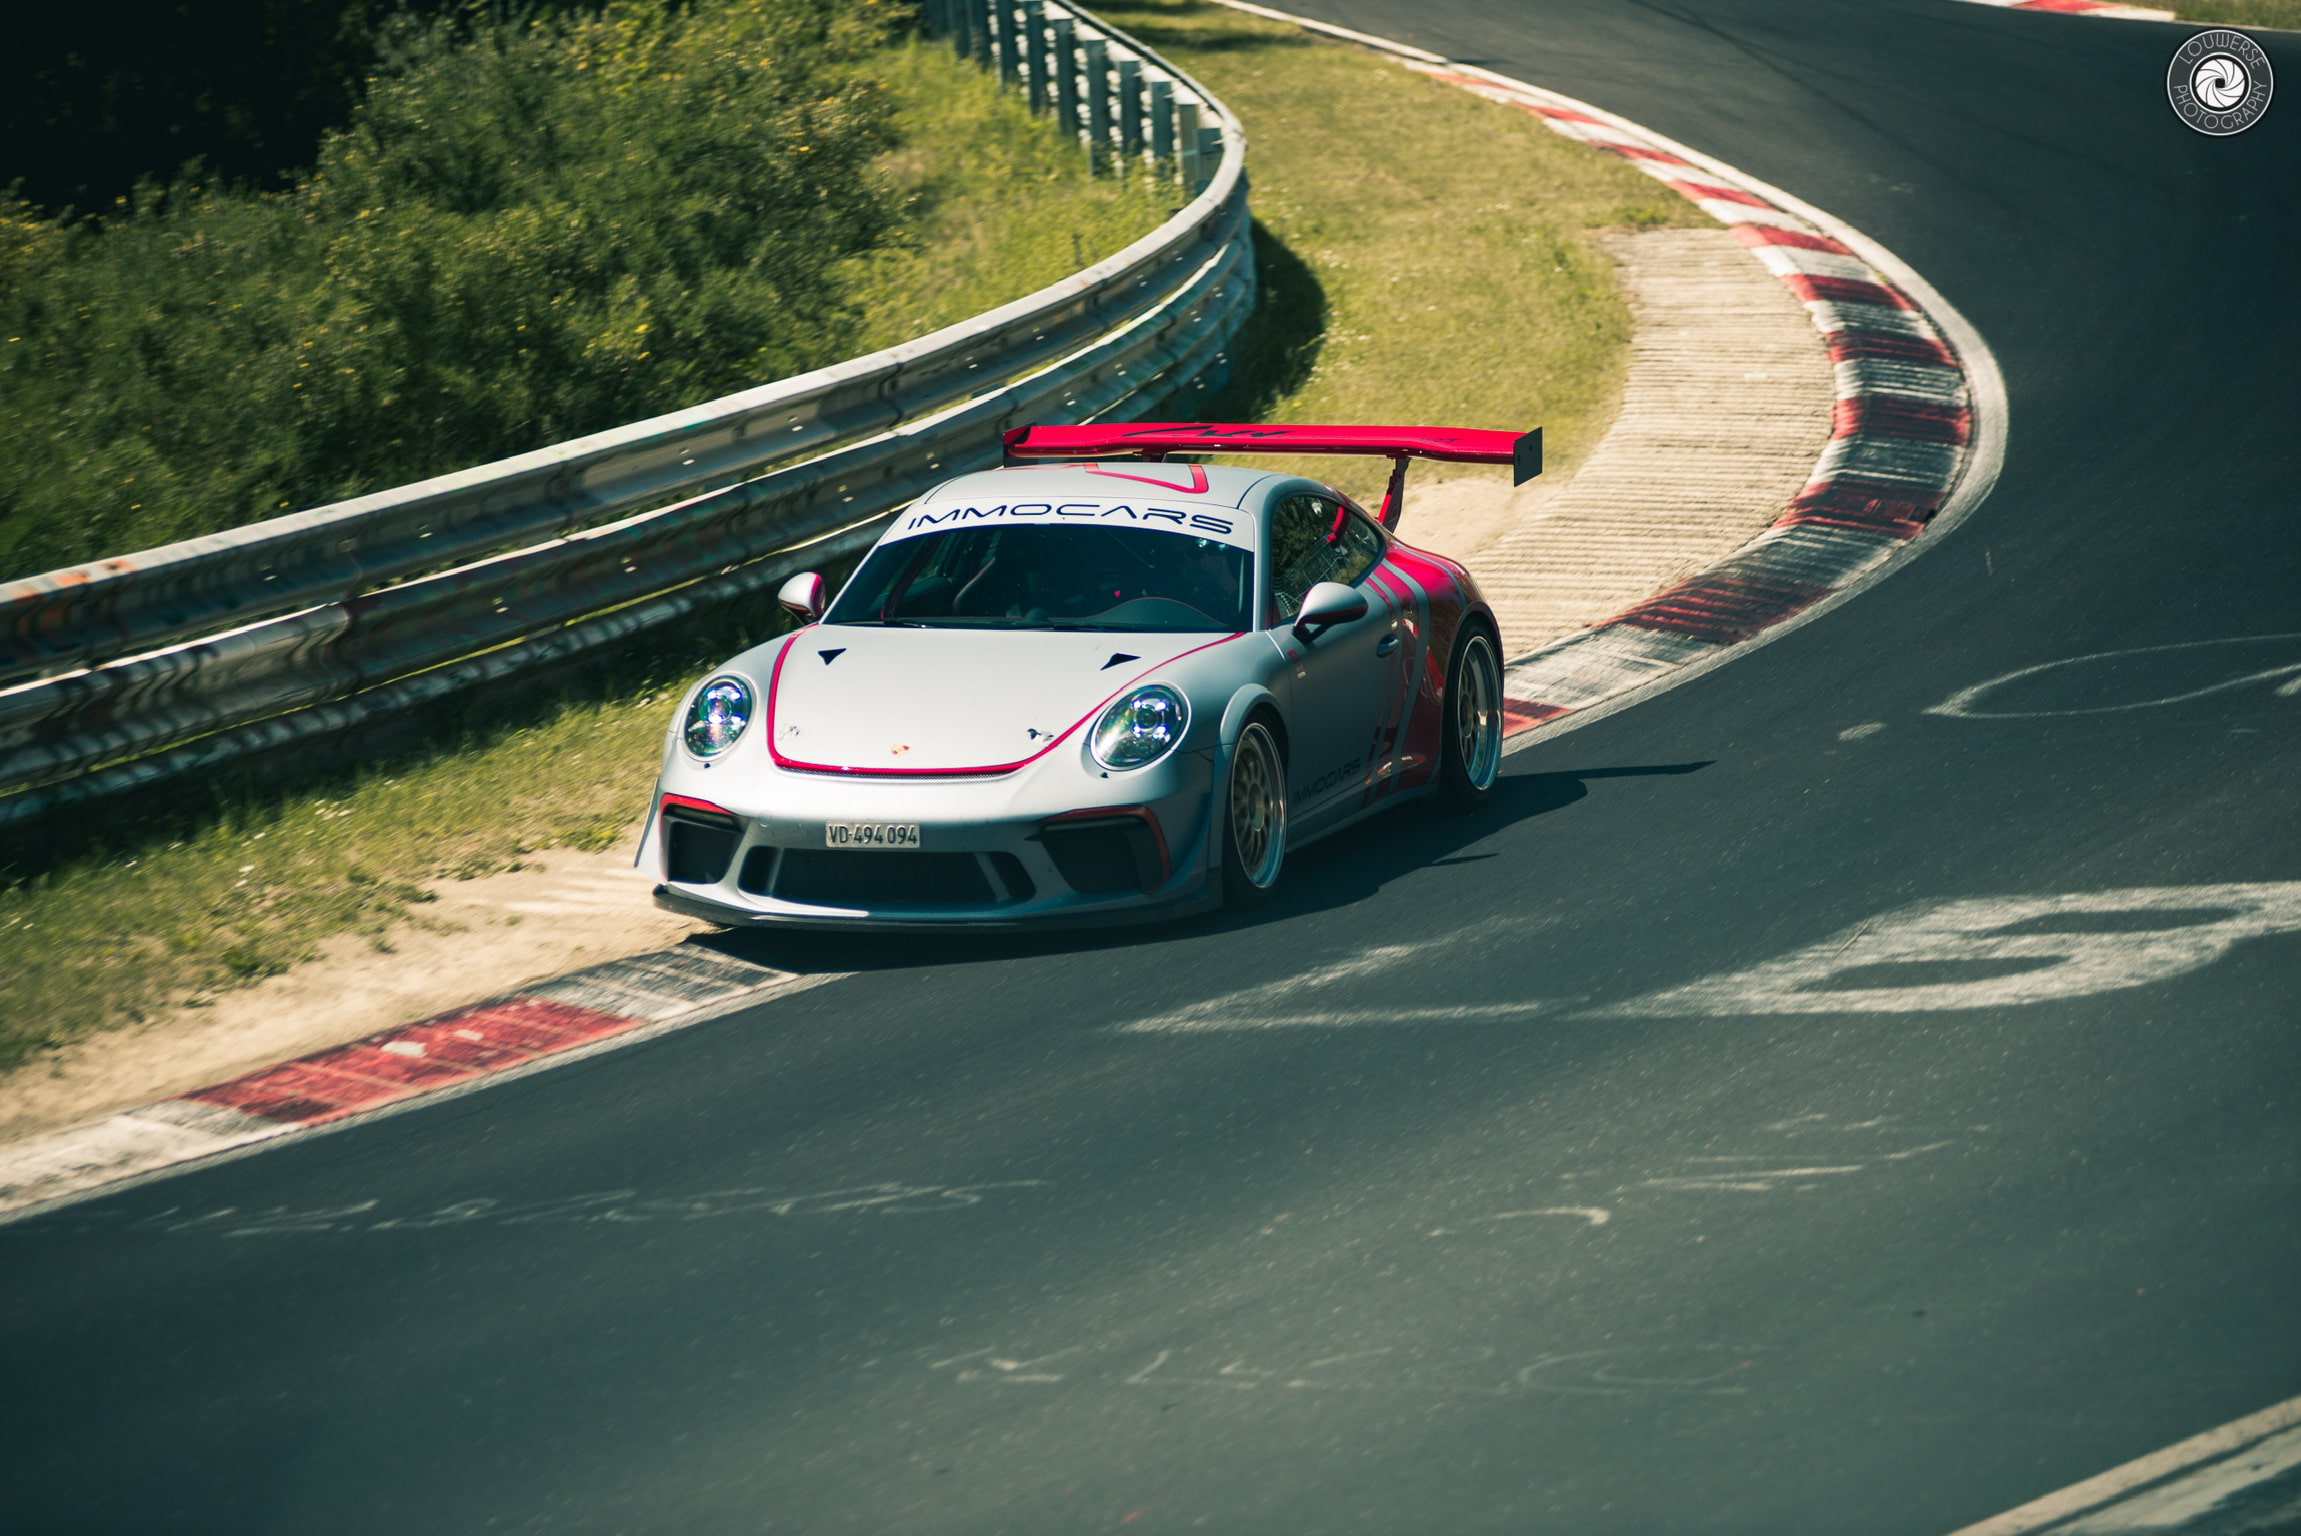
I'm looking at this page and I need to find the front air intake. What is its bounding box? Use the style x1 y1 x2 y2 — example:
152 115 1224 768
663 805 741 885
1039 816 1162 895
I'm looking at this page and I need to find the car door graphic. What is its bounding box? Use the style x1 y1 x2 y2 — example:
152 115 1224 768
1265 494 1399 827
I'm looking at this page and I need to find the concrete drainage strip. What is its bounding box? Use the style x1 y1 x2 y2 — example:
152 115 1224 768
0 9 2006 1222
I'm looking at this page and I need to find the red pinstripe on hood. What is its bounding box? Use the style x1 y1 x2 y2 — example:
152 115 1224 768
764 626 1241 776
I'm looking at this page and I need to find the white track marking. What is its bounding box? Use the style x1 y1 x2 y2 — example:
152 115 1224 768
931 1346 1080 1384
1946 1396 2301 1536
1483 1206 1613 1226
117 1180 1052 1237
1115 923 1549 1032
1516 1346 1758 1396
1929 635 2301 719
1115 943 1418 1032
1124 1002 1557 1032
1603 884 2301 1016
1641 1165 1865 1193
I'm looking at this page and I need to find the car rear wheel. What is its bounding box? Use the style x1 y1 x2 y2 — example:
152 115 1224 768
1439 626 1503 813
1221 718 1287 906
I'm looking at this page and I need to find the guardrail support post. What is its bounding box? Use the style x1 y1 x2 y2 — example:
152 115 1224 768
1195 124 1224 194
1148 74 1174 170
1114 52 1144 160
998 0 1025 89
1082 35 1111 171
1176 98 1203 190
1025 2 1051 113
1052 14 1080 145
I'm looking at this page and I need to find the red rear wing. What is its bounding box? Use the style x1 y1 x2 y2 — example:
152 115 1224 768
1002 422 1543 486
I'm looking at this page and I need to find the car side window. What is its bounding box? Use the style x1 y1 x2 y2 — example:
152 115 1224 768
1266 495 1386 624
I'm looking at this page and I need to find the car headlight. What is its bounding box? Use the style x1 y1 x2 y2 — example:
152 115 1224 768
1090 684 1189 770
684 676 753 757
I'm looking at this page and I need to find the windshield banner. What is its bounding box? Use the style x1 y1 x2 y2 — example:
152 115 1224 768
885 498 1253 549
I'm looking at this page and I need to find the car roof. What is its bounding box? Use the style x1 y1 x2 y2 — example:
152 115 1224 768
919 459 1292 511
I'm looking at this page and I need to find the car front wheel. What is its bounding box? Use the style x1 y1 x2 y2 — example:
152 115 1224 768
1221 718 1287 906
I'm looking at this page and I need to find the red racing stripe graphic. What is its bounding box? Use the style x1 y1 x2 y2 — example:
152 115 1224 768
1380 547 1472 789
764 630 1245 778
1358 568 1417 805
1085 462 1212 494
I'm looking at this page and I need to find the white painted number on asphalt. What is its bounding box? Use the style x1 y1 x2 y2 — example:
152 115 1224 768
1605 883 2301 1015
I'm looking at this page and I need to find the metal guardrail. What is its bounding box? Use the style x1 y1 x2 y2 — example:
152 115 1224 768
0 0 1253 830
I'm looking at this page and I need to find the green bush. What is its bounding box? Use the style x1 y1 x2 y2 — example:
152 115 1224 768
0 0 917 580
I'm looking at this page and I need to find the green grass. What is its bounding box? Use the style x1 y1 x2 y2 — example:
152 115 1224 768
2171 1 2301 28
845 42 1183 348
0 3 1697 1081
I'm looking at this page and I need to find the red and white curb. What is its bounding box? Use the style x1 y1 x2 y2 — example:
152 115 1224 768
0 948 836 1222
1212 0 2008 750
1953 0 2176 24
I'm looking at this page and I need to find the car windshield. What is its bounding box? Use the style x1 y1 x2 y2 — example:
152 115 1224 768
824 524 1253 632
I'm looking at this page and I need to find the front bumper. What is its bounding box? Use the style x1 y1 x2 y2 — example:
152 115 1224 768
648 747 1221 929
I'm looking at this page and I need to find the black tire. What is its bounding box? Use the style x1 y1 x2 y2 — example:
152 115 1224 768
1220 717 1288 907
1438 625 1503 813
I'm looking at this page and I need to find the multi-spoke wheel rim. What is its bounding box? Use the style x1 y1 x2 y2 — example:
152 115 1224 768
1457 635 1503 791
1229 725 1286 888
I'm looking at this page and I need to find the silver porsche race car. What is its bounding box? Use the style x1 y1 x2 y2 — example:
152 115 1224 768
642 420 1541 928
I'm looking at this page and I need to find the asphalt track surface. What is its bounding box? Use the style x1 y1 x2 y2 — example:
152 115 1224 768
6 3 2299 1531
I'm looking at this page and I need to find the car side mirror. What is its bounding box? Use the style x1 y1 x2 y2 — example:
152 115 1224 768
1292 580 1368 640
777 571 827 621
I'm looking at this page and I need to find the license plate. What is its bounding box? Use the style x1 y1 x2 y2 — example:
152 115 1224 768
824 822 921 849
